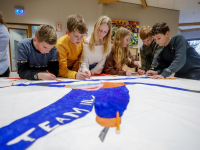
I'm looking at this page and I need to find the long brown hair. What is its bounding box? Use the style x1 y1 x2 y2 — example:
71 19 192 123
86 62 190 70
89 16 112 56
0 12 7 27
113 27 132 68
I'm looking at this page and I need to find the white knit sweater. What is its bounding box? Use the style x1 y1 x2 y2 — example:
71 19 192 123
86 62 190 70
80 44 107 75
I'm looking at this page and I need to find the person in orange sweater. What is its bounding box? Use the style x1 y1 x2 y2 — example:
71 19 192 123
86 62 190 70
56 14 88 80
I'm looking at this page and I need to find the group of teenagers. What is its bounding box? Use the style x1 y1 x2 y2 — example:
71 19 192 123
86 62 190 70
1 13 200 80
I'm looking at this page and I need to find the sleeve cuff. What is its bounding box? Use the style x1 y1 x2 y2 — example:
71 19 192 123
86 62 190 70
59 70 77 79
160 68 173 78
118 71 126 76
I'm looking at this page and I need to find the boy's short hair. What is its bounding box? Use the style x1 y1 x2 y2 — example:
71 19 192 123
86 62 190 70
35 24 57 45
67 14 87 34
140 26 152 40
152 22 170 36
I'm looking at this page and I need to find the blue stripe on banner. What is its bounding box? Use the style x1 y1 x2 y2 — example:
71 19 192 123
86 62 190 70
13 81 77 87
124 82 188 91
92 77 150 81
0 89 94 150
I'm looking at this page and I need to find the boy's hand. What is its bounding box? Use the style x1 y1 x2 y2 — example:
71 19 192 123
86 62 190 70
134 61 141 67
84 70 91 77
138 69 145 75
151 75 164 79
126 70 132 76
38 73 56 80
76 72 88 80
146 70 158 76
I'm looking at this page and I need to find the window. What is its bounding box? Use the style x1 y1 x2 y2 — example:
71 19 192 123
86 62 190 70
31 26 39 37
188 39 200 54
6 23 41 72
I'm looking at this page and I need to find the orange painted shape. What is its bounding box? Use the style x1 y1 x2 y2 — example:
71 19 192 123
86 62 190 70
88 77 94 80
55 78 62 82
163 78 176 80
108 74 116 77
101 82 126 89
96 115 121 127
116 111 120 131
131 72 139 75
65 85 77 89
8 80 17 82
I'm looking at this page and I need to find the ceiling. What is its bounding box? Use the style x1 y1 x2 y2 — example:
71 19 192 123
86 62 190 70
119 0 200 31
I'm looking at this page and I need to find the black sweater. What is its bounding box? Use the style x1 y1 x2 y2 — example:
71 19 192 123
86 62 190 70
157 35 200 78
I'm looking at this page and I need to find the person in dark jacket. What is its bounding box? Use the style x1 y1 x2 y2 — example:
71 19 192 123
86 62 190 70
17 24 59 80
147 22 200 80
139 26 162 74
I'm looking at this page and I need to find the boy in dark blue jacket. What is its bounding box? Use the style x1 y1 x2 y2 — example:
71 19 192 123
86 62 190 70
17 25 59 80
148 22 200 80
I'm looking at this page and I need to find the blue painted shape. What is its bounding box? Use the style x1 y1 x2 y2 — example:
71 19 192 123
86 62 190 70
92 86 129 118
0 89 93 150
69 82 101 87
92 76 150 81
48 84 66 87
124 82 188 91
13 81 77 87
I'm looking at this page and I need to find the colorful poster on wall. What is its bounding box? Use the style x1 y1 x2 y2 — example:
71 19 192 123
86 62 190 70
111 20 139 46
56 23 62 32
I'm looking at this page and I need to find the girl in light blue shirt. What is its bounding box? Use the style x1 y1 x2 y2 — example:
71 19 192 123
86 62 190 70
0 12 10 77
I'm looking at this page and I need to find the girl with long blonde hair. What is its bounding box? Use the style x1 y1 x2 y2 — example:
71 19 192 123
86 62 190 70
104 27 141 76
79 16 112 76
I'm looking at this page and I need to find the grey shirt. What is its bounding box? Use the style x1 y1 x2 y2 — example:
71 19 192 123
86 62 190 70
0 24 9 74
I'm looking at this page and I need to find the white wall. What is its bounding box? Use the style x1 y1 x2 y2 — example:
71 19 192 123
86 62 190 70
102 2 180 50
0 0 102 39
0 0 103 77
0 0 179 42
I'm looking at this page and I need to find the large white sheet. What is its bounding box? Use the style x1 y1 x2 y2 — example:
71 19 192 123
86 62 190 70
0 76 200 150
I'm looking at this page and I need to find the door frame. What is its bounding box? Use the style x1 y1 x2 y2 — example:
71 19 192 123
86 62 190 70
6 22 41 38
8 28 28 72
6 23 41 72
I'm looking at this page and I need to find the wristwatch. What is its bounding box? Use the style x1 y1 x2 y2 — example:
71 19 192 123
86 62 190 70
34 73 38 80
